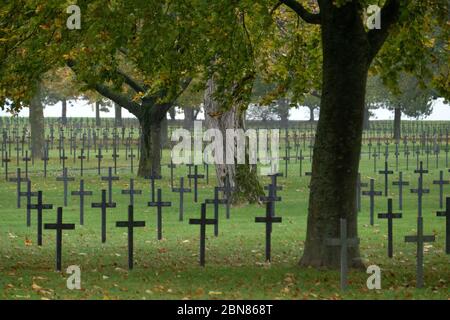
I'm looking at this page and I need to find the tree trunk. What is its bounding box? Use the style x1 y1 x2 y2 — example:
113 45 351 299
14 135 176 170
183 107 195 130
29 85 45 158
168 107 176 120
160 116 168 148
309 107 315 122
393 107 401 141
137 110 163 177
115 102 122 127
363 107 370 130
300 6 369 269
95 101 101 127
61 98 67 125
204 76 263 203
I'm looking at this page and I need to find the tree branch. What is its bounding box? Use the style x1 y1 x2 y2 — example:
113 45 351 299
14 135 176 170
279 0 321 24
94 83 141 117
367 0 401 61
116 69 147 93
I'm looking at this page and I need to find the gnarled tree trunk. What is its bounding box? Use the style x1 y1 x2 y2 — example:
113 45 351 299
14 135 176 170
204 76 263 203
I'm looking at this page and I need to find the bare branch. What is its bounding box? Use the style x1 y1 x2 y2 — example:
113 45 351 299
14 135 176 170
279 0 321 24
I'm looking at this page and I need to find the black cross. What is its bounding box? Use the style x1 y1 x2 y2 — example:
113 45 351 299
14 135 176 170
96 147 103 175
326 218 360 291
217 174 235 219
2 151 11 180
19 180 38 227
436 197 450 254
356 173 367 213
129 147 136 173
433 170 449 209
91 189 116 243
56 168 75 207
60 148 68 172
44 207 75 271
261 183 282 219
410 175 429 218
41 147 49 177
362 179 382 226
101 167 119 204
144 169 162 203
28 191 53 246
378 198 402 258
148 188 171 240
255 201 282 262
187 165 204 203
71 179 93 225
167 161 176 189
9 168 28 208
189 203 216 266
121 178 142 206
172 177 191 221
22 151 31 179
205 187 227 237
414 161 428 181
297 149 304 176
116 205 145 270
112 146 119 174
378 161 393 196
78 148 86 176
393 172 409 210
405 216 435 288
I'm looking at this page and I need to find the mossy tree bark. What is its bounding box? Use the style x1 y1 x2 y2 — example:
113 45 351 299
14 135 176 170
204 75 263 203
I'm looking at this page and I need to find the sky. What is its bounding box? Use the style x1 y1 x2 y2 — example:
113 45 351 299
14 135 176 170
1 98 449 121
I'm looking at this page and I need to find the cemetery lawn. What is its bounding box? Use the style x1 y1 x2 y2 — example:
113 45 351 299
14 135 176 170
0 149 449 300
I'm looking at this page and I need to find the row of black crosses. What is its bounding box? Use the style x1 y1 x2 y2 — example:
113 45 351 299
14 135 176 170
352 161 450 289
14 163 285 270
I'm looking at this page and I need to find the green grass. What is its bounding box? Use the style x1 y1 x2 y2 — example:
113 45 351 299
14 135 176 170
0 144 449 300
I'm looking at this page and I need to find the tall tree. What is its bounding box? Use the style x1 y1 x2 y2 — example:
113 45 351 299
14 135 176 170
275 0 449 268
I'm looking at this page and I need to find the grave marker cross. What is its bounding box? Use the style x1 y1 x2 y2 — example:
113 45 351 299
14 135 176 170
121 178 142 206
392 172 409 210
187 165 205 203
255 201 282 262
28 191 53 246
189 203 216 267
91 189 116 243
44 207 75 271
378 198 402 258
326 218 360 291
116 205 145 270
205 187 227 237
71 179 93 225
378 161 393 196
436 197 450 254
148 189 171 240
362 179 382 226
56 168 75 207
172 177 191 221
404 216 435 288
101 167 119 204
433 170 449 209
